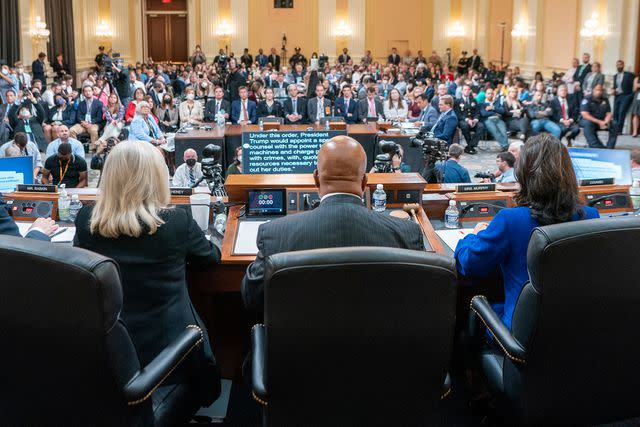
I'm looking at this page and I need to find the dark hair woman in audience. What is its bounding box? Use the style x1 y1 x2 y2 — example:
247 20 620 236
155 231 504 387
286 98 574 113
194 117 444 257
455 134 599 330
226 146 243 175
256 87 283 119
74 140 221 405
125 87 146 123
155 92 179 132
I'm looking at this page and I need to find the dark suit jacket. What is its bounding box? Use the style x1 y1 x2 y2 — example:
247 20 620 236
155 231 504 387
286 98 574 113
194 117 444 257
256 100 284 118
432 109 458 145
47 105 76 126
270 80 289 91
203 98 231 122
268 54 281 70
31 59 46 83
231 99 257 124
455 96 481 121
306 96 331 122
388 54 401 65
470 55 481 70
73 205 220 401
334 96 359 123
282 96 308 124
550 96 579 123
76 99 104 125
614 71 635 95
241 194 425 310
8 103 47 151
573 63 592 84
0 198 49 241
357 98 385 121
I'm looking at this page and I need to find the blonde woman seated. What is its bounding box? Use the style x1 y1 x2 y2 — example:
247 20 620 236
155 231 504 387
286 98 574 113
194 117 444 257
73 140 221 406
179 87 204 126
383 88 408 121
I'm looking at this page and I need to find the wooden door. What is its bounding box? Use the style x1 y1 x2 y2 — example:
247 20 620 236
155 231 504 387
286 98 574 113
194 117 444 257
145 14 188 62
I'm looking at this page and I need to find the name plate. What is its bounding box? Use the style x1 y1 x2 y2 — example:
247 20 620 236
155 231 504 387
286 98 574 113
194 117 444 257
17 184 57 193
170 187 194 196
580 178 614 186
455 183 496 193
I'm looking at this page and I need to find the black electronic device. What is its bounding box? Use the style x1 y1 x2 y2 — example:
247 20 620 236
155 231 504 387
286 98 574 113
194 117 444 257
247 189 286 217
7 200 53 220
457 200 507 220
584 192 631 211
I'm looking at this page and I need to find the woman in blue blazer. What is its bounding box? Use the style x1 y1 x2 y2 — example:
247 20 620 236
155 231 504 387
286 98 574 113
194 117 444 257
455 134 599 330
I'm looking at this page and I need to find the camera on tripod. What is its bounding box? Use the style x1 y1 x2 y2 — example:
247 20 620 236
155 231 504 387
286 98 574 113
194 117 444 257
195 144 227 197
409 131 448 183
101 52 121 83
374 140 402 173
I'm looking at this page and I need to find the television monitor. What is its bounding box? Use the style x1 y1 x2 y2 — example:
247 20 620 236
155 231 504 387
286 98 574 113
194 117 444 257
0 156 34 193
568 148 632 186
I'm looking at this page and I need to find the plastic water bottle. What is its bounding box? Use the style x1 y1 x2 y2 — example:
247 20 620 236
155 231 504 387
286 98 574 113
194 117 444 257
259 118 264 130
372 184 387 212
631 179 640 211
69 194 83 222
325 119 330 130
58 184 70 222
444 200 460 229
213 196 227 234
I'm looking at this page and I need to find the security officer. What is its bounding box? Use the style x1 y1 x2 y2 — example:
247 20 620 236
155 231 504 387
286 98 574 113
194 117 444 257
289 47 307 68
579 83 617 149
455 84 485 154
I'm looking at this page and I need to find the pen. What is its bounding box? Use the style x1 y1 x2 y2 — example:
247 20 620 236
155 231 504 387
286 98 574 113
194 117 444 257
50 227 68 238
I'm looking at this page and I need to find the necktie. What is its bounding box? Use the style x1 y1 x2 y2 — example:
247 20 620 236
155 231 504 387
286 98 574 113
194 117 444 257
292 99 297 115
189 167 195 186
369 99 376 117
345 98 349 112
216 101 220 113
561 100 567 120
318 99 323 119
243 102 249 121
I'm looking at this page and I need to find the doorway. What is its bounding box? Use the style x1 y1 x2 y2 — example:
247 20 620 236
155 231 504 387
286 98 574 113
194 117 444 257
143 0 188 62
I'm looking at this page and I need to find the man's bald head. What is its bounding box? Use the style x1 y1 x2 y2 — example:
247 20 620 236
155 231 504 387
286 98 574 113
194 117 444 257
314 136 368 197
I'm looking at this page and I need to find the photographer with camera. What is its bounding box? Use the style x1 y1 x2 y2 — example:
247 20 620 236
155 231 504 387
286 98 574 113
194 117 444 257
370 140 410 173
91 137 119 186
8 90 47 151
434 143 471 183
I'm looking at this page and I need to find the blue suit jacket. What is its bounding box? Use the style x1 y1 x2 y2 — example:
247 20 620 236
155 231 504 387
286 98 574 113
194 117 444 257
0 199 49 241
76 99 104 125
437 159 471 183
432 109 458 145
455 206 599 330
128 115 163 142
231 100 257 124
334 97 359 124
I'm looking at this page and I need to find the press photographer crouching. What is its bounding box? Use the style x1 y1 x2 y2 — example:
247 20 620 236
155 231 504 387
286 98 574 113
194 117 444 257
91 137 119 186
370 140 410 173
435 143 471 183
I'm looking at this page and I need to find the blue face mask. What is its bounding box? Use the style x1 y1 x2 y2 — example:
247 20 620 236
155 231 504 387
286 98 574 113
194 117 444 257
56 98 66 106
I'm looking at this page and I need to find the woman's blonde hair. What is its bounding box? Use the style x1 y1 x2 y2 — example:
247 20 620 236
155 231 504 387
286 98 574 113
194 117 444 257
90 140 170 238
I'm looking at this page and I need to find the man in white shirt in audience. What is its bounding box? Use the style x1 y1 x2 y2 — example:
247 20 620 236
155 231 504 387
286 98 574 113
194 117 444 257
172 148 206 188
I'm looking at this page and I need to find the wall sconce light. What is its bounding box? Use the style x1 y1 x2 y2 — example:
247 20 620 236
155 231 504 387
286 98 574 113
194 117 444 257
447 21 465 38
96 20 113 39
335 20 351 38
216 20 232 38
580 12 607 39
31 16 50 42
511 19 528 39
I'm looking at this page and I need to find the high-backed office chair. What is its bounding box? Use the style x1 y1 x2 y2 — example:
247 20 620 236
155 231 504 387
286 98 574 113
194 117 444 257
470 217 640 425
251 247 457 426
0 235 220 426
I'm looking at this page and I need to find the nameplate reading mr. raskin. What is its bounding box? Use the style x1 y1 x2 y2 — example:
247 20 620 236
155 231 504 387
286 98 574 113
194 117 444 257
241 130 346 174
455 183 496 193
17 184 57 193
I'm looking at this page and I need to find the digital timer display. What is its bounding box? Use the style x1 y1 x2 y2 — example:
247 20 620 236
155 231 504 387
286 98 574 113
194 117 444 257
247 189 286 216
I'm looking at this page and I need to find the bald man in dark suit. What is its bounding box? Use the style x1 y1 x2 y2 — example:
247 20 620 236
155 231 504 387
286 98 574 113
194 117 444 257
241 136 425 310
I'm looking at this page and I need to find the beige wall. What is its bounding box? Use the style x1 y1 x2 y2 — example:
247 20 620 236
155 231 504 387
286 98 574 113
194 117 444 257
15 0 639 78
248 0 319 56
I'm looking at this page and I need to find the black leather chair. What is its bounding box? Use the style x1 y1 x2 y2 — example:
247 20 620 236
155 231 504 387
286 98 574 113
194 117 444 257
0 235 219 426
470 217 640 425
251 247 457 426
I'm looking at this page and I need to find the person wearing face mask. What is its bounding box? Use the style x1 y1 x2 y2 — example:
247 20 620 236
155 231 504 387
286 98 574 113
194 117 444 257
43 94 76 142
8 92 47 152
179 87 204 125
42 142 88 188
155 93 179 133
172 149 206 187
0 64 19 104
0 132 43 180
13 62 31 91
